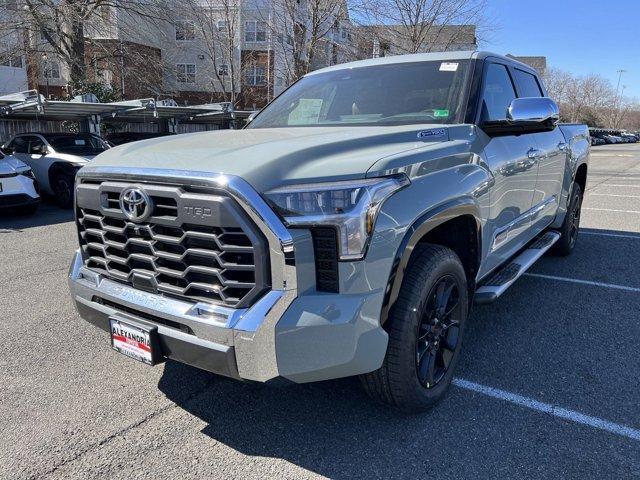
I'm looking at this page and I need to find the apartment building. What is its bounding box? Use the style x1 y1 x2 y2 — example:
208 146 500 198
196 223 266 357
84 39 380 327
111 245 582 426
1 0 351 108
163 0 353 109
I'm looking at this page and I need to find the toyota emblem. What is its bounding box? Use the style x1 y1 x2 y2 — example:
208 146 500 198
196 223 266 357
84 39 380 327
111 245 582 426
119 187 153 222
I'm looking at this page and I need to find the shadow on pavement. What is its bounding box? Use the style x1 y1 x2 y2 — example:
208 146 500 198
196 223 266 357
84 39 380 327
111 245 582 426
0 201 73 230
158 361 436 479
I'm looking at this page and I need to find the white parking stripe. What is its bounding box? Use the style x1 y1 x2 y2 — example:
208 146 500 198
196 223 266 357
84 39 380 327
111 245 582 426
591 184 640 188
583 207 640 214
587 194 640 199
453 378 640 442
580 231 640 240
524 273 640 293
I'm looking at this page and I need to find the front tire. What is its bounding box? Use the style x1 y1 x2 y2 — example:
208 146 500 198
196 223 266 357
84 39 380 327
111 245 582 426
552 182 583 256
360 244 468 412
53 174 74 209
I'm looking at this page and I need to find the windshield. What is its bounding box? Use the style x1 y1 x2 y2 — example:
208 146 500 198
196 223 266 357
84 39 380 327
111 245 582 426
46 134 110 155
248 60 471 128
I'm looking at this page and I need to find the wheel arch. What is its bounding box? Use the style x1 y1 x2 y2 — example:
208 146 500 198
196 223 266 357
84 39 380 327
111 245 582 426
48 161 80 188
379 197 482 327
574 162 588 194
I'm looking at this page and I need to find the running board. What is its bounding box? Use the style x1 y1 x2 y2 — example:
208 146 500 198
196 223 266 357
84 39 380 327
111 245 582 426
474 231 560 304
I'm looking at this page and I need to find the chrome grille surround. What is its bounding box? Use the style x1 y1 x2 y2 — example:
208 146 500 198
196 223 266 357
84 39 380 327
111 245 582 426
75 179 270 308
72 166 299 381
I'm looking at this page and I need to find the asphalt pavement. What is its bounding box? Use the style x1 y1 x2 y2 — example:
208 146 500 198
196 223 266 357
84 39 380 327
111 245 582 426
1 143 639 480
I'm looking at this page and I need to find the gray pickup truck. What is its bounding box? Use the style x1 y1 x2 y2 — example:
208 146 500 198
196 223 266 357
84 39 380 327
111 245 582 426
68 51 589 411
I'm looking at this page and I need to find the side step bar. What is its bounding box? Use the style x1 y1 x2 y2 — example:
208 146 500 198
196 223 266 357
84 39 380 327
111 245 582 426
474 231 560 304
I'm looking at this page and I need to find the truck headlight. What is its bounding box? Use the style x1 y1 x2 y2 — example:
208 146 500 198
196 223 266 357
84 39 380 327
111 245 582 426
265 175 409 260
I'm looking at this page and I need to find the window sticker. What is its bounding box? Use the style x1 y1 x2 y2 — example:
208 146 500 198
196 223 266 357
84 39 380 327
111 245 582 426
433 109 450 118
439 62 459 72
75 139 86 146
288 98 324 125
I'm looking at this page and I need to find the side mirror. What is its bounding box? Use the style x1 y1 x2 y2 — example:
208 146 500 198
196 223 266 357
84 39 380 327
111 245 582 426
1 146 15 155
31 144 48 155
482 97 560 136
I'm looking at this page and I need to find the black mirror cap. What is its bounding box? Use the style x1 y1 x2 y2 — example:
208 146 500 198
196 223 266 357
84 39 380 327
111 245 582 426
480 117 558 137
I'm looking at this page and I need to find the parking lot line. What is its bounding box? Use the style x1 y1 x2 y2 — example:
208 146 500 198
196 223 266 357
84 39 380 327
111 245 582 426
580 231 640 240
587 193 640 199
523 272 640 292
583 207 640 214
453 378 640 442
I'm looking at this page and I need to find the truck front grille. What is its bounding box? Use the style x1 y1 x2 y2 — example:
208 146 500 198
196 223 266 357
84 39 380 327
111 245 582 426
75 180 269 308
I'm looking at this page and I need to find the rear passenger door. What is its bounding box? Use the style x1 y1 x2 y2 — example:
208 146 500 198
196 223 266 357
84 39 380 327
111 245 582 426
512 68 566 234
479 61 539 276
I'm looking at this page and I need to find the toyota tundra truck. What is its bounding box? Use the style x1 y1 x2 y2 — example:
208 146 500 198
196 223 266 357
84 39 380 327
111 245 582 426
68 51 589 411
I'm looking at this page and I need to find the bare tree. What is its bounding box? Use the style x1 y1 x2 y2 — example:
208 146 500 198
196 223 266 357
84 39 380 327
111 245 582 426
266 0 349 83
0 0 167 95
354 0 489 56
181 0 242 104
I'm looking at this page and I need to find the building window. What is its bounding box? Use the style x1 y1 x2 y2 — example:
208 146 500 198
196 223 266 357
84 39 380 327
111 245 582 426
245 64 266 86
217 64 229 76
176 63 196 83
41 60 60 79
245 20 266 42
1 54 23 68
216 20 227 32
175 21 195 41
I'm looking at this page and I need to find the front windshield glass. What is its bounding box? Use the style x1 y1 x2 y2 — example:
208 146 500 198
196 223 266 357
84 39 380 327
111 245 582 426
248 60 470 128
46 134 110 155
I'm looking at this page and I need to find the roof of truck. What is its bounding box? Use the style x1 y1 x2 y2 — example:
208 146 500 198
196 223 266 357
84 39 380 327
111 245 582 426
308 51 537 76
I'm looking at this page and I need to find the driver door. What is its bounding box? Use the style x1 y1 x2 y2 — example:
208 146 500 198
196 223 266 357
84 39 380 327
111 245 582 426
478 62 539 278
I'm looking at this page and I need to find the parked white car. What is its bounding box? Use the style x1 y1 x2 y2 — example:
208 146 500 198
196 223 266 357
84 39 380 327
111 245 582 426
0 149 40 215
2 132 110 208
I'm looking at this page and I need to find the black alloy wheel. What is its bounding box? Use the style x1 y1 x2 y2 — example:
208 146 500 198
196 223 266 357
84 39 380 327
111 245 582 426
415 275 461 388
54 174 74 209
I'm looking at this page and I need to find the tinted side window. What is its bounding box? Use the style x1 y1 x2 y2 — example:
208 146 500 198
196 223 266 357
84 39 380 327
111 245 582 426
514 69 543 97
28 136 45 154
11 137 28 153
481 64 517 121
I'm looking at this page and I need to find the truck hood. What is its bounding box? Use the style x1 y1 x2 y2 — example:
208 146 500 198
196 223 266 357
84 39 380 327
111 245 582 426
86 125 455 192
0 154 30 174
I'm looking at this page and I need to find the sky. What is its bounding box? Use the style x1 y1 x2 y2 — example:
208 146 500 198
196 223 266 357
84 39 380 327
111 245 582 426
485 0 640 99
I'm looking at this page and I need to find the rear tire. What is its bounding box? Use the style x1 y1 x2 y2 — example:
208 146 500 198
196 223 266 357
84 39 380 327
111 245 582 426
360 244 468 412
552 182 582 256
53 174 74 209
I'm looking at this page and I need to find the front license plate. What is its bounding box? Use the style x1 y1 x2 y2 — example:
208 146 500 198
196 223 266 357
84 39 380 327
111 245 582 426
110 318 156 365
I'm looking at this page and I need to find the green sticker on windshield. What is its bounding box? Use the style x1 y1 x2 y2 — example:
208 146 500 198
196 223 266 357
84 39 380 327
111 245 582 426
434 109 450 118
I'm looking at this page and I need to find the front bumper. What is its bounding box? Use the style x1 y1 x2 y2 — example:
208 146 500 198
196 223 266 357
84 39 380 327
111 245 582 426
69 248 388 383
68 168 388 383
0 174 40 208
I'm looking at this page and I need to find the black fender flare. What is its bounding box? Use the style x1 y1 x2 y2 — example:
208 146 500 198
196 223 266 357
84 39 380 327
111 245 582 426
379 197 482 327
